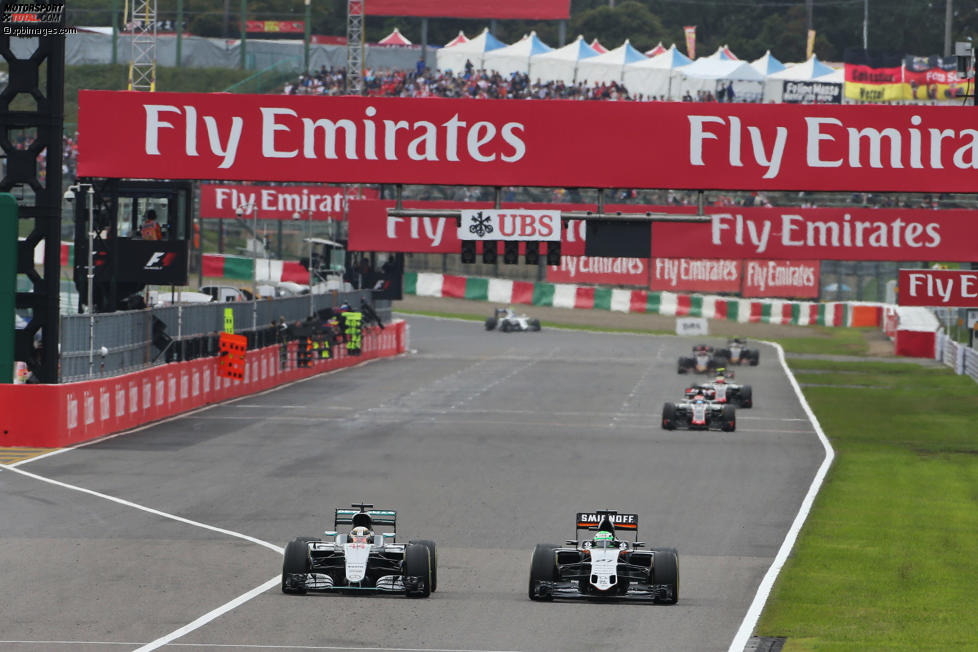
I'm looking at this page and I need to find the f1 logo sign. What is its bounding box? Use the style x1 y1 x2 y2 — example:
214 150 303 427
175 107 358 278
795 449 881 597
144 251 176 270
458 210 561 241
145 252 166 268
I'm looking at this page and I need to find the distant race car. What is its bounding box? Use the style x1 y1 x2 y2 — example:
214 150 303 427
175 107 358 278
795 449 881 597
677 344 722 374
528 510 679 604
281 503 436 598
685 369 753 408
661 393 737 431
485 307 542 333
716 337 760 366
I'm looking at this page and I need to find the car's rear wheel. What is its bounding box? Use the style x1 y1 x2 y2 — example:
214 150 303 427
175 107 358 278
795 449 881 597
485 317 497 331
404 543 432 598
529 543 558 601
661 402 677 430
740 384 753 408
500 321 511 332
408 539 438 592
282 537 316 595
651 547 679 604
721 404 736 431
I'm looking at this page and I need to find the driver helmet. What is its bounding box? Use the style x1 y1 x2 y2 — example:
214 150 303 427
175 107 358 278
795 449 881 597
594 530 614 543
693 393 706 402
350 526 371 544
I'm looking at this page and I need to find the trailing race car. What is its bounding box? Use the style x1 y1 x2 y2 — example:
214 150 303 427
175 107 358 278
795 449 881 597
485 307 542 333
685 369 753 408
716 337 760 366
661 393 736 431
281 503 436 598
528 510 679 603
677 344 722 374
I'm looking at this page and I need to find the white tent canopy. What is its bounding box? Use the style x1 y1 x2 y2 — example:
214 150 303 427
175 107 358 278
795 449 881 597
622 44 691 99
483 31 553 77
750 50 785 76
444 30 468 48
575 39 646 84
528 34 597 84
670 58 765 101
764 55 841 102
436 27 506 72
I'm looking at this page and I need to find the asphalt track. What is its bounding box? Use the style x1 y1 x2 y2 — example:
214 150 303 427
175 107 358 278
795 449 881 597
0 315 825 652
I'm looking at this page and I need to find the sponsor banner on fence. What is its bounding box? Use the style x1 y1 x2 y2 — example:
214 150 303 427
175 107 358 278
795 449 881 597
650 258 741 293
245 20 304 33
200 183 377 220
898 269 978 307
365 0 569 19
652 208 978 261
782 80 842 104
742 259 819 298
78 90 978 193
458 210 561 241
546 256 648 285
844 49 905 102
904 55 966 101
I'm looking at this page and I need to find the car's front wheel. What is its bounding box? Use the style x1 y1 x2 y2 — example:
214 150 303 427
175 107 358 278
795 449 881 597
282 537 316 595
404 543 432 598
408 539 438 592
529 543 558 601
651 547 679 604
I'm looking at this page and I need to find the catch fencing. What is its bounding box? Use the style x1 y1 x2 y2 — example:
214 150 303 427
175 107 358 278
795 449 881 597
935 333 978 384
59 291 389 383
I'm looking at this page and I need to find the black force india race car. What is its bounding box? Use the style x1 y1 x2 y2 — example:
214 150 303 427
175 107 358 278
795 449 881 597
528 510 679 604
677 344 723 374
281 504 436 598
685 369 753 408
661 393 737 431
485 307 542 332
716 337 760 366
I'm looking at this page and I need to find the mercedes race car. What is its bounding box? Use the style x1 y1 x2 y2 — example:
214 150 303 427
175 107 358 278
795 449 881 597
528 510 679 604
677 344 722 374
661 394 737 431
716 337 760 366
281 503 436 598
685 369 753 408
485 307 542 333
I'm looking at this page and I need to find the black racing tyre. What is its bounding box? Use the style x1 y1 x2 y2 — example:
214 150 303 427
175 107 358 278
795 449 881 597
408 539 438 592
749 350 760 366
500 321 511 333
661 402 677 430
740 385 753 409
529 543 558 601
651 547 679 604
485 317 498 331
677 357 691 374
721 404 736 432
404 543 432 598
282 537 316 594
529 319 542 332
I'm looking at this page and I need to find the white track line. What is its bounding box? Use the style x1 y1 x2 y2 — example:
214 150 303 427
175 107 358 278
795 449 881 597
727 340 835 652
132 576 281 652
0 643 519 652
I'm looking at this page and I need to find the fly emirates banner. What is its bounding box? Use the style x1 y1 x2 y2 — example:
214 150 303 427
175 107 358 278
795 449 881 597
79 90 978 193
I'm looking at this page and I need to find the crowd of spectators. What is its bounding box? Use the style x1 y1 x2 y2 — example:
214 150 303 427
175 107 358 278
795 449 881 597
284 64 636 101
1 130 79 184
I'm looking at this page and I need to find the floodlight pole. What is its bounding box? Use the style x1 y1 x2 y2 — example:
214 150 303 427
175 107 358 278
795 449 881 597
84 185 95 378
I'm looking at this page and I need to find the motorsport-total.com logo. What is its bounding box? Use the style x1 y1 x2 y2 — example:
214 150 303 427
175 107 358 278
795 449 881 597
1 1 77 37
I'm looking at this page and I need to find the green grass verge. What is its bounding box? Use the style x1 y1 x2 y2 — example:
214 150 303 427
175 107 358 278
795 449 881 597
775 327 873 356
756 360 978 651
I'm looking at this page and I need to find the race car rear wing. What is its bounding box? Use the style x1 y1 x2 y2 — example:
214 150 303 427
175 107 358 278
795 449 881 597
575 510 640 541
335 504 397 531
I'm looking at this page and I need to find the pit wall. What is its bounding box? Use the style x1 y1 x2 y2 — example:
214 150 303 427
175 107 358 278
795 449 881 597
405 272 883 329
0 321 406 448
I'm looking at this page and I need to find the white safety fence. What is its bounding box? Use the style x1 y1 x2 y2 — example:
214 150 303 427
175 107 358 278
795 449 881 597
935 332 978 383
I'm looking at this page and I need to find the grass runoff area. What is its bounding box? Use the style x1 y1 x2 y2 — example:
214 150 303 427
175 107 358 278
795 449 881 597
401 307 978 648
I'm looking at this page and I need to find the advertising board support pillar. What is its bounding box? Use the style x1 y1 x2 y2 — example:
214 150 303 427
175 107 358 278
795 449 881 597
304 0 311 72
421 18 428 67
111 0 119 64
240 0 247 69
493 186 501 278
0 194 16 384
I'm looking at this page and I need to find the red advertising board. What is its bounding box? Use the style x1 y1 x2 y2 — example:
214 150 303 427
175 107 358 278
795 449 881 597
199 183 378 220
244 20 304 33
652 208 978 262
78 91 978 193
364 0 569 19
742 259 819 298
547 256 648 286
898 269 978 307
649 258 741 293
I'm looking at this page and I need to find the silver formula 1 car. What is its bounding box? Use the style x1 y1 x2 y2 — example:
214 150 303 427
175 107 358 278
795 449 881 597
485 307 542 333
528 510 679 604
281 503 436 598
